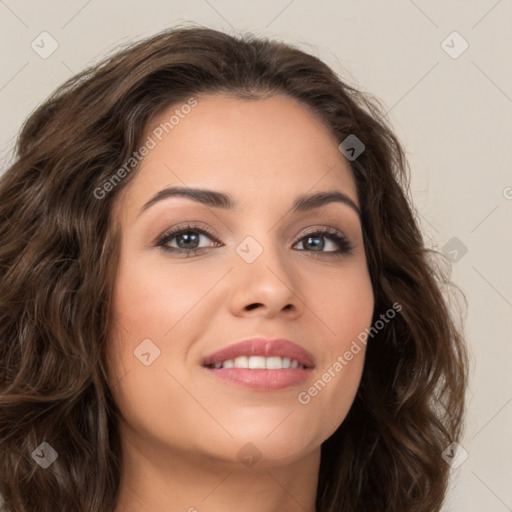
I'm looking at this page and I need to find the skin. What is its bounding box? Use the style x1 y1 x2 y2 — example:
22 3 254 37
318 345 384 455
107 93 374 512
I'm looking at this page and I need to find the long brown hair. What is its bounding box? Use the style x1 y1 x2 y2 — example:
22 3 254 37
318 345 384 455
0 24 469 511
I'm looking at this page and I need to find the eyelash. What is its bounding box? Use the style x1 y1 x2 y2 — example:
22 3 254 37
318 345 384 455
155 223 353 258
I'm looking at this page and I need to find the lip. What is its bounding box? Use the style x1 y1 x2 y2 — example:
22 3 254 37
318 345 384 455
201 338 316 369
201 338 316 390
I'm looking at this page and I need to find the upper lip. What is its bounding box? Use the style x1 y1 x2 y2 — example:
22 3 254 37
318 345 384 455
201 338 316 369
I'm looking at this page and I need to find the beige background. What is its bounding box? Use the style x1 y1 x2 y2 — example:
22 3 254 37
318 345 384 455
1 1 511 510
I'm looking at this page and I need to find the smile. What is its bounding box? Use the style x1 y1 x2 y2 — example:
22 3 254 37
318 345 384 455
206 355 306 370
201 338 316 390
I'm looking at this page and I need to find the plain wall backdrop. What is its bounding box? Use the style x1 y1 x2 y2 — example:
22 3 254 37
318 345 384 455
0 1 511 510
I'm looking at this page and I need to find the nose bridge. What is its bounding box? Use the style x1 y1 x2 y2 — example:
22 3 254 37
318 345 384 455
231 224 301 302
234 217 288 273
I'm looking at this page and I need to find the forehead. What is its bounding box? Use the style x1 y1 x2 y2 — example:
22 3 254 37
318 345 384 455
117 93 358 216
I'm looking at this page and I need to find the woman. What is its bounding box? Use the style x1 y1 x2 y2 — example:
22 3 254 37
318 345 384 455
0 25 469 512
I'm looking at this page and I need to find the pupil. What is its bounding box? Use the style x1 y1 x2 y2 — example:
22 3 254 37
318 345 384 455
178 232 199 249
306 236 323 251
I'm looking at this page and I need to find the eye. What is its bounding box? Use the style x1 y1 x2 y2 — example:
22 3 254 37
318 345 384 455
155 224 353 257
155 224 222 256
293 228 353 256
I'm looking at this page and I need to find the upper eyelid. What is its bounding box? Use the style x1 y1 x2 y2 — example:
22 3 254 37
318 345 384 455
157 224 350 246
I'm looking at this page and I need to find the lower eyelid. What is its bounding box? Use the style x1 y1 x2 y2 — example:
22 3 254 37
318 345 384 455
161 235 351 257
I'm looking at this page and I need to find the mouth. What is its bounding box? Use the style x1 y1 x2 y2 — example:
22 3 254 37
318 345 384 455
204 355 309 370
201 338 316 390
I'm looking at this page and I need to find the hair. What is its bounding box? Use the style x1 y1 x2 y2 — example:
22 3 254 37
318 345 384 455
0 23 469 512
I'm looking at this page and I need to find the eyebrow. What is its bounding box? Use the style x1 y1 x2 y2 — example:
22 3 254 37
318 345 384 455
138 186 361 218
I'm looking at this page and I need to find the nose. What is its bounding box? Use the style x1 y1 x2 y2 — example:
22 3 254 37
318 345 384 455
228 236 303 319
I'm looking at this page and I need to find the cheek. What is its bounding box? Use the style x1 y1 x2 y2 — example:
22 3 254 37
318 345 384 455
313 258 374 345
113 259 196 323
105 250 223 391
297 261 373 437
109 253 214 342
105 256 207 442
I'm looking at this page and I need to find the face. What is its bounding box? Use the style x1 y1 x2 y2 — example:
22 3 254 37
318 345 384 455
106 93 374 470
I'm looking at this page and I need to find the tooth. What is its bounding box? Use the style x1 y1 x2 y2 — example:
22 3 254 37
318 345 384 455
266 356 283 369
248 356 266 369
215 355 304 369
233 356 249 368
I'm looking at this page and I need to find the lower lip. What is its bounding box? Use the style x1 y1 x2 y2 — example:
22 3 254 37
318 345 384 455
204 367 313 390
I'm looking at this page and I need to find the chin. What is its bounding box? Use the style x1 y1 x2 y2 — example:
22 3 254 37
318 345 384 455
218 428 322 469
